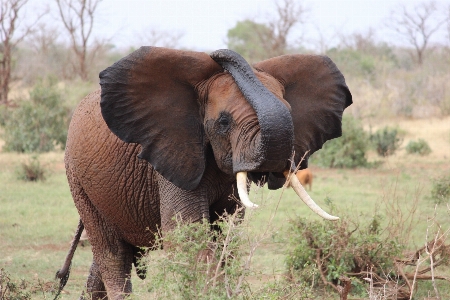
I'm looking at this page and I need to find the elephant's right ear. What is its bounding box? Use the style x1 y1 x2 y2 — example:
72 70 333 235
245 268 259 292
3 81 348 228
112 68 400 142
254 54 352 170
99 47 223 190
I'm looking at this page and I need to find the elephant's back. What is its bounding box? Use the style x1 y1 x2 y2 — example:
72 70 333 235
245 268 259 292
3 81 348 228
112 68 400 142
65 90 161 246
66 90 110 153
65 90 132 172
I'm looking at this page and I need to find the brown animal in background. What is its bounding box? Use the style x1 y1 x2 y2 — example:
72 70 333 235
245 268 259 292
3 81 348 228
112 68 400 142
78 229 89 247
296 169 313 191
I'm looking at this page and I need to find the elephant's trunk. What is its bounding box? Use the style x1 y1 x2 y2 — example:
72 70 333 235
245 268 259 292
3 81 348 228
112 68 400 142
210 49 294 173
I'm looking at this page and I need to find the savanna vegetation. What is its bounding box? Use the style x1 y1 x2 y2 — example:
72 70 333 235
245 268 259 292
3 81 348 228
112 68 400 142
1 0 450 299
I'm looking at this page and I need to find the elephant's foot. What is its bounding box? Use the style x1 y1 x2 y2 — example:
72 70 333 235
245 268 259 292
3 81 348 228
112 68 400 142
97 246 134 299
82 261 107 300
83 247 133 299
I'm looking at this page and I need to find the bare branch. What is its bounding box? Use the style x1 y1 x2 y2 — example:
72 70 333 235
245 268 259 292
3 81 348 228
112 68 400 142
26 23 60 54
135 27 184 48
387 1 446 65
265 0 309 56
0 0 46 105
227 0 309 62
446 4 450 45
55 0 102 80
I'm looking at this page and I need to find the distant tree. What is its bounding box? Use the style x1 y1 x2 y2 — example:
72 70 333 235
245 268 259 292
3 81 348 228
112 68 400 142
447 4 450 46
16 23 71 83
266 0 309 56
339 29 377 52
27 23 60 55
0 0 43 105
226 0 309 62
227 20 273 62
136 27 184 48
387 0 445 65
2 78 68 153
55 0 103 80
337 29 397 61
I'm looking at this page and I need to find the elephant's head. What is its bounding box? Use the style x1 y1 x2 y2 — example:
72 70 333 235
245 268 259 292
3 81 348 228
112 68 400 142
99 47 352 219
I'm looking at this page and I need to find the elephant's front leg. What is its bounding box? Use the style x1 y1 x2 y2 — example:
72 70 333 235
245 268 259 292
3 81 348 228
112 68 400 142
157 172 211 232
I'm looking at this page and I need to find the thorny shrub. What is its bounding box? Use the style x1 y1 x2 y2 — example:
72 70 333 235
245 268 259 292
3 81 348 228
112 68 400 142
370 126 403 157
286 212 403 297
405 138 432 156
0 268 31 300
16 155 46 181
0 268 57 300
139 210 312 299
430 175 450 205
286 191 450 299
2 77 69 153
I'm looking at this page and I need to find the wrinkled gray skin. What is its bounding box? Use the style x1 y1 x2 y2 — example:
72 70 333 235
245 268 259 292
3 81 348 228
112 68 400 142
55 47 352 300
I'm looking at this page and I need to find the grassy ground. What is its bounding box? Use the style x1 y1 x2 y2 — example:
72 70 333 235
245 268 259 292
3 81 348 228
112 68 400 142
0 117 449 299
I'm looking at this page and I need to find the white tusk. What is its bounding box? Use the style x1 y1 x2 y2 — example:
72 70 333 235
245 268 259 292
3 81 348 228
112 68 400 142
285 171 339 221
236 172 258 208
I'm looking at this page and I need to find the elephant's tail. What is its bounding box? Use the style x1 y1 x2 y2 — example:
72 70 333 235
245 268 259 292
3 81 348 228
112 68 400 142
53 218 84 300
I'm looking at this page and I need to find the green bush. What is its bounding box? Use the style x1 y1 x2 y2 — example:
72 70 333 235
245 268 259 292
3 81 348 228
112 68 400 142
286 214 403 298
405 139 432 156
143 213 247 299
2 78 69 153
370 126 403 156
16 155 46 182
431 175 450 205
326 48 376 81
0 104 7 127
0 268 32 300
310 115 370 168
141 211 311 299
0 268 61 299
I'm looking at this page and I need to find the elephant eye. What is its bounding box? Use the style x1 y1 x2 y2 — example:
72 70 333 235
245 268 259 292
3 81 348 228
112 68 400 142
217 112 232 134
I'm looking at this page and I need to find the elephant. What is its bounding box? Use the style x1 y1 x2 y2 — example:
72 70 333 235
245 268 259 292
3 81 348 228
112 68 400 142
54 47 352 299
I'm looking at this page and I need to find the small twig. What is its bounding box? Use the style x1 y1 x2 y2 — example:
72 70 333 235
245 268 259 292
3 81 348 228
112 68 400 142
395 262 412 293
405 274 450 281
212 211 235 289
315 249 339 293
425 219 441 300
338 276 351 300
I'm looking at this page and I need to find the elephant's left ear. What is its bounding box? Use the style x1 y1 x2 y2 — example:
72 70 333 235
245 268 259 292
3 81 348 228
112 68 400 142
100 47 223 190
254 55 352 169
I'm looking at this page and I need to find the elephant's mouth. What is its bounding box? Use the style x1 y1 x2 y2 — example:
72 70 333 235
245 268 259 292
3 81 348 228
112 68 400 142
236 170 339 221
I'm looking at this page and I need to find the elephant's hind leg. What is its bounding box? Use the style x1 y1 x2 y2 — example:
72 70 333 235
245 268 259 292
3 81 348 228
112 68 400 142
81 260 106 300
96 241 134 299
79 211 134 299
81 230 134 300
67 170 134 299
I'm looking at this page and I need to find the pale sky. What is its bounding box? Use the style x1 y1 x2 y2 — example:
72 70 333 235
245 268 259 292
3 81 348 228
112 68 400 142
35 0 449 52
